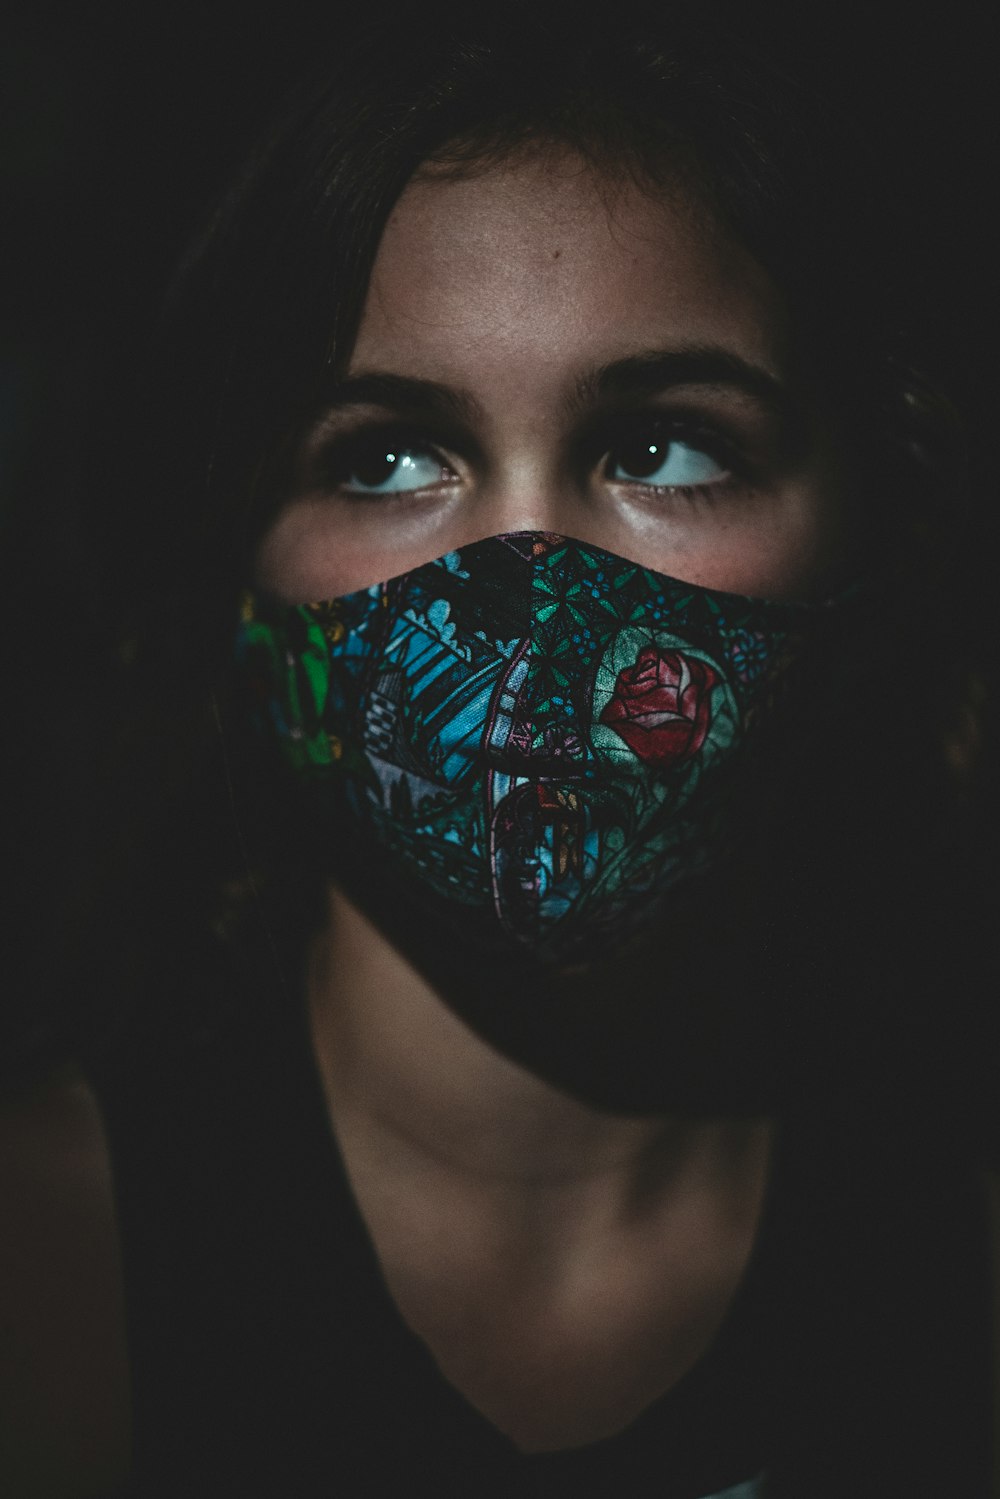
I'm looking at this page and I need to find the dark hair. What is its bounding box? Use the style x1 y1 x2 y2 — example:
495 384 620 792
21 2 991 1109
96 1 965 634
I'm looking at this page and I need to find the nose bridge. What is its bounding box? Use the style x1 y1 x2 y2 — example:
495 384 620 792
484 479 564 538
477 423 580 537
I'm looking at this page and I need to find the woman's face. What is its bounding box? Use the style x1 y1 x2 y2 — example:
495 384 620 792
256 148 851 604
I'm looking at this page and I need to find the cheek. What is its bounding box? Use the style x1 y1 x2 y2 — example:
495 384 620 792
253 489 475 601
662 414 855 603
599 478 850 603
254 483 849 606
253 500 360 601
712 489 848 600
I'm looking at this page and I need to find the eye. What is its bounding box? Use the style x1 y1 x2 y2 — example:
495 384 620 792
607 430 730 489
337 438 451 495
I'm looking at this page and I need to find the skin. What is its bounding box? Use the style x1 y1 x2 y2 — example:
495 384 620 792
0 146 801 1483
258 150 848 1451
257 148 852 604
1 145 998 1490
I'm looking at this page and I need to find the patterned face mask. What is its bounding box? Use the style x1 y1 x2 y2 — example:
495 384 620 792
236 532 823 965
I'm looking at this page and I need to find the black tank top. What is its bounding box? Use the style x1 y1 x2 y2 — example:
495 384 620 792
89 937 993 1497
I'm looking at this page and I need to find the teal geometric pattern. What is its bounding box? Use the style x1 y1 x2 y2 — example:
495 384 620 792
237 533 811 959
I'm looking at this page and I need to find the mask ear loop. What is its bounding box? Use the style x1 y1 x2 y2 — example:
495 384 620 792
211 689 297 1014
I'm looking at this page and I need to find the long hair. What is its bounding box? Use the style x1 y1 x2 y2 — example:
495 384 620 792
17 2 990 1110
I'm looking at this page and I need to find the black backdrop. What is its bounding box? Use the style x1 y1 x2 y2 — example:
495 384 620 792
1 2 997 1096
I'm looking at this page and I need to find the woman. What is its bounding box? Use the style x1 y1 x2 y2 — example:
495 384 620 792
1 4 994 1495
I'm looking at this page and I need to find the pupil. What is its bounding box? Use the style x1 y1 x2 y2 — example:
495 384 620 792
618 437 667 479
354 448 397 486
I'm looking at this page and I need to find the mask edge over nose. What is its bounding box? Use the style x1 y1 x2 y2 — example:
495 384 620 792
235 531 829 965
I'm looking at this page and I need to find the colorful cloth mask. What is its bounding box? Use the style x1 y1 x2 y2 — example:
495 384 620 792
236 532 824 966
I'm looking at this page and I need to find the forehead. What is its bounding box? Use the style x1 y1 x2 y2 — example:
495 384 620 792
351 149 790 384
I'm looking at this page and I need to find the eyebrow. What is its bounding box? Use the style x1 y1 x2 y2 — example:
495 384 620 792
322 345 790 426
321 371 484 425
575 347 791 417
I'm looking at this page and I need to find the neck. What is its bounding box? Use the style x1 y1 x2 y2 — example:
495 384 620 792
307 884 773 1226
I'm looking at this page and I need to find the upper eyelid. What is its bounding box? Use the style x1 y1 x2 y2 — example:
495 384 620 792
323 356 789 423
302 417 478 480
303 426 458 484
307 401 754 450
306 377 773 435
577 411 752 476
304 403 474 449
301 405 760 491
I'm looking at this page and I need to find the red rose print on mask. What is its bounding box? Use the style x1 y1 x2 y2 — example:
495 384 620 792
600 646 718 768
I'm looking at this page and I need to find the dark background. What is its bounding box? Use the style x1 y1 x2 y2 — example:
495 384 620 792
2 3 997 549
1 2 997 1080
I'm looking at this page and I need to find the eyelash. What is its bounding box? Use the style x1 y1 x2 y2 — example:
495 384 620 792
312 416 750 504
598 416 746 501
312 423 456 498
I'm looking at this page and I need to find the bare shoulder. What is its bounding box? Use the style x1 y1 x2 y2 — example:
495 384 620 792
0 1063 131 1496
